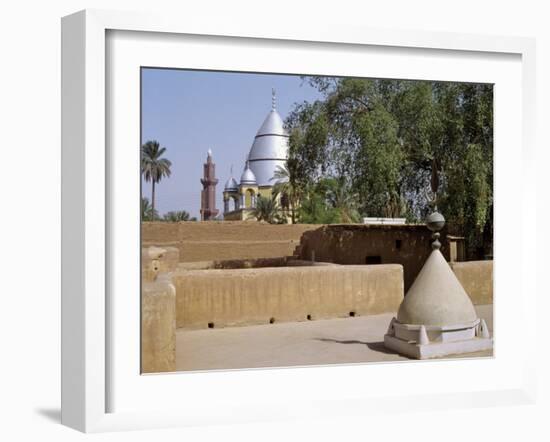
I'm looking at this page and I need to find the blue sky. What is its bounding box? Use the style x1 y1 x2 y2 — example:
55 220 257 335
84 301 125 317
141 68 323 219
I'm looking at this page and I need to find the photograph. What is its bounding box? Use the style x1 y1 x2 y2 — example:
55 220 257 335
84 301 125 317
140 68 494 373
1 0 545 437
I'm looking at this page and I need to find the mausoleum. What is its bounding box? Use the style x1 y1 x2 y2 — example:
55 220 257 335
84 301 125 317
223 90 290 220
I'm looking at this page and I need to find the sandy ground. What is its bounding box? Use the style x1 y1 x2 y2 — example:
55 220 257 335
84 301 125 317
176 305 493 371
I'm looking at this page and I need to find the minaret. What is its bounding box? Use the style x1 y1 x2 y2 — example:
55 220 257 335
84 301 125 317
200 149 219 221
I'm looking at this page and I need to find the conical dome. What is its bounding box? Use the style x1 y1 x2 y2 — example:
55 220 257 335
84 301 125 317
224 177 238 191
255 108 287 137
240 163 257 185
397 249 477 326
247 97 289 186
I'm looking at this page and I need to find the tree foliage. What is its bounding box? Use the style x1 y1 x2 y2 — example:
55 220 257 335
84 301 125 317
163 210 195 222
141 140 172 219
286 77 493 257
271 163 303 224
251 195 281 224
141 197 159 221
298 178 361 224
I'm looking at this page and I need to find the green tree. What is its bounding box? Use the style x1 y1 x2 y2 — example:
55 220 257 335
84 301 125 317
141 140 172 220
141 197 158 221
271 162 303 224
296 178 361 224
285 101 330 186
252 195 280 224
163 210 192 222
298 190 340 224
291 78 407 218
287 77 494 258
352 104 405 217
440 143 491 257
322 178 361 223
435 84 493 256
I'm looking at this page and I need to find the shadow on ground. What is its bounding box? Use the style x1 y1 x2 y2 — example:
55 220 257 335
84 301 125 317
315 338 403 356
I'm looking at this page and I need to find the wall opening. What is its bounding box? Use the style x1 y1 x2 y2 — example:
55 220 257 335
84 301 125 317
245 189 255 208
365 255 382 265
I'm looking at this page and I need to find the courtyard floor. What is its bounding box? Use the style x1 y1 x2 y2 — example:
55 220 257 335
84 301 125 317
176 304 493 371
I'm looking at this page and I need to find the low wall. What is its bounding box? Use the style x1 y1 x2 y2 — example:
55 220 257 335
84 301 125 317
176 257 336 271
295 224 451 291
141 246 179 373
450 260 493 305
141 246 179 282
141 274 176 373
142 221 318 262
142 221 317 242
173 264 404 329
171 240 301 262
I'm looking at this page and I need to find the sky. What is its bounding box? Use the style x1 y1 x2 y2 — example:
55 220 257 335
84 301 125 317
141 68 323 219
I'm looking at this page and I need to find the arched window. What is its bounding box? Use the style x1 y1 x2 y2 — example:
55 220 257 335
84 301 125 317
224 195 239 213
245 189 255 208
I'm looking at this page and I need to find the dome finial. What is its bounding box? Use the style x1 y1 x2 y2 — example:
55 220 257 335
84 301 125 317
230 164 233 177
272 88 276 110
426 158 445 250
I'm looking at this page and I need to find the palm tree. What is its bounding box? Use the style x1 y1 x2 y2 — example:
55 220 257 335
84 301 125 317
325 178 361 223
271 161 302 224
141 197 158 221
252 195 280 224
163 210 191 222
383 190 408 219
141 140 172 220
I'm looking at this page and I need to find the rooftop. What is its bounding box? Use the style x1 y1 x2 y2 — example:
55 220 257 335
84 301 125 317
176 305 492 371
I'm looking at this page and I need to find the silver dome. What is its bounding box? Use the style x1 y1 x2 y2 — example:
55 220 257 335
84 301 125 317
224 176 239 191
248 109 289 187
240 164 257 185
255 108 287 137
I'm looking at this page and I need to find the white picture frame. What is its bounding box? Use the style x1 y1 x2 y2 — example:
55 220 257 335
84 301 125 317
61 9 537 433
